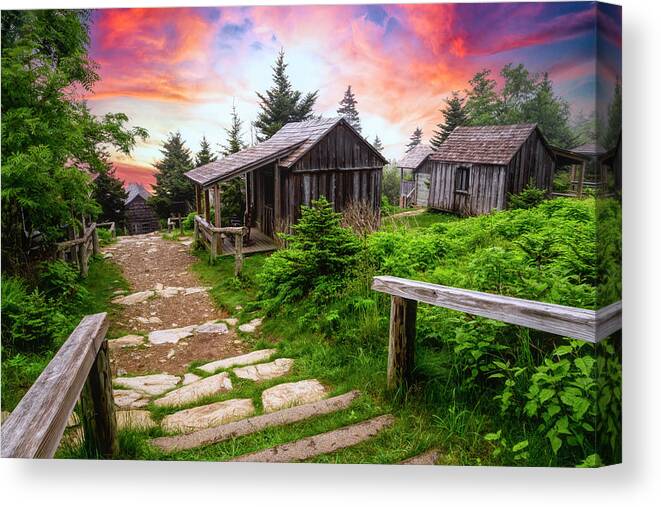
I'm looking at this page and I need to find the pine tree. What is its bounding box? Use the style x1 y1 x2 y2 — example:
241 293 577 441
373 135 384 152
195 135 217 167
91 164 127 227
337 85 361 132
602 79 621 150
253 49 318 140
464 69 501 125
406 127 423 153
151 132 194 218
222 102 247 155
430 91 468 149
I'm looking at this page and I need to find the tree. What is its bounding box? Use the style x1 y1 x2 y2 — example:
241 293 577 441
337 85 361 132
195 136 217 167
91 165 127 227
406 127 423 153
222 102 247 156
430 91 468 149
602 79 621 150
253 49 318 140
373 135 384 152
151 132 194 218
464 69 501 125
381 164 401 205
1 9 147 273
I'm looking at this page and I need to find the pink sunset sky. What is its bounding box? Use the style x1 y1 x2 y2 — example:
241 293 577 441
84 2 621 189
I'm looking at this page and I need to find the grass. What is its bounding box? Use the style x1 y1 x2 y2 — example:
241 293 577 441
380 209 458 231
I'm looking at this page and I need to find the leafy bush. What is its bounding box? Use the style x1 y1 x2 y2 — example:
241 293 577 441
96 227 113 246
381 164 401 205
183 211 197 231
508 184 547 210
258 198 360 309
38 260 90 308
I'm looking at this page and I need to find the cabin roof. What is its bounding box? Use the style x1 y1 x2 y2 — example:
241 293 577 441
125 183 151 204
185 117 386 187
429 124 540 166
572 142 607 156
397 144 434 170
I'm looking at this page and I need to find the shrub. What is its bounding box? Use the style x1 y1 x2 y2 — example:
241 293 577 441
183 211 197 231
508 184 547 210
38 260 89 308
381 164 401 205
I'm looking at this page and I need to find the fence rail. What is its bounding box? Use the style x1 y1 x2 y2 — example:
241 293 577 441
96 221 116 238
371 275 622 389
194 215 246 275
55 223 99 277
1 313 116 459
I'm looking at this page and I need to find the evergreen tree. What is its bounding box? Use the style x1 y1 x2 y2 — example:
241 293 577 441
373 135 384 152
406 127 423 153
91 164 127 227
151 132 194 218
195 135 217 167
602 79 621 150
253 49 318 140
430 91 468 149
337 85 361 132
464 69 501 125
222 102 247 155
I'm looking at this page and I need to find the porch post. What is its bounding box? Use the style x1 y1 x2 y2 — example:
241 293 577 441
577 160 586 198
204 187 211 223
195 185 202 215
213 183 223 255
274 162 281 232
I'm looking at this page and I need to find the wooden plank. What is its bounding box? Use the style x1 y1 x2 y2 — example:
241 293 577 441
1 313 109 458
596 301 622 341
372 276 621 343
387 296 417 389
150 390 361 452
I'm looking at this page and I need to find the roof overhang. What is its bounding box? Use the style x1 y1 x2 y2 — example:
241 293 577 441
550 145 591 166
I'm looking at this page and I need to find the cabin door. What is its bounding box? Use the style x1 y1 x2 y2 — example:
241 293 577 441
257 167 275 237
452 165 471 215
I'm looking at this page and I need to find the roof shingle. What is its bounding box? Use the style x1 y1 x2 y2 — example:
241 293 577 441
125 183 151 204
397 144 433 170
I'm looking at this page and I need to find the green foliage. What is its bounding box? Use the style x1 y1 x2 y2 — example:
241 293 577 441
91 165 127 227
258 198 360 309
337 85 361 132
222 102 247 156
381 164 401 205
405 127 423 152
254 49 318 141
508 184 547 210
182 211 197 231
372 135 384 152
151 132 194 218
430 91 468 149
602 79 621 150
195 135 217 167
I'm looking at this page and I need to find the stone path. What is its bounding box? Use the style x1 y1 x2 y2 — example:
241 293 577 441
98 232 397 463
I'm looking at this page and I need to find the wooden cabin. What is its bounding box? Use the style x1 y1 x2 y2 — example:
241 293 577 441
397 145 434 207
185 117 387 254
125 183 160 235
424 124 586 216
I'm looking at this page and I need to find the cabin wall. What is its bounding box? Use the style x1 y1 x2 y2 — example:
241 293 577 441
125 196 160 235
505 130 555 198
427 162 507 216
414 166 431 206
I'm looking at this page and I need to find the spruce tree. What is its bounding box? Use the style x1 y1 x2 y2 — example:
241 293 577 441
373 135 384 152
254 49 318 140
406 127 423 153
195 135 217 167
91 164 127 227
337 85 361 132
602 79 621 150
151 131 194 218
222 102 247 155
430 91 468 149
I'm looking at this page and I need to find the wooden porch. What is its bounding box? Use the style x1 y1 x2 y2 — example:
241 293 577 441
219 227 277 256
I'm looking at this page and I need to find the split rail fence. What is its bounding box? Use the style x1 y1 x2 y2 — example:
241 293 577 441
194 214 247 275
372 275 622 389
55 223 99 277
1 313 117 459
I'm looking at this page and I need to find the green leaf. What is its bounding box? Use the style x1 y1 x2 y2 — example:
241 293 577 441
484 430 502 441
512 440 529 452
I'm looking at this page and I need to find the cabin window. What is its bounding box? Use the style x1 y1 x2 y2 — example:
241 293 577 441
455 166 470 193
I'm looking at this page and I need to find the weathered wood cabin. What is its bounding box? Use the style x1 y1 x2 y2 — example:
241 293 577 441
397 144 434 207
125 183 160 235
424 124 584 216
185 117 387 254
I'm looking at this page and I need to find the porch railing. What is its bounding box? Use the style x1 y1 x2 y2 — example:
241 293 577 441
194 215 246 275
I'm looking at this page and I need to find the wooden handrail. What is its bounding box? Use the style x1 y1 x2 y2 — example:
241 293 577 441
1 313 116 458
371 275 622 389
193 214 246 274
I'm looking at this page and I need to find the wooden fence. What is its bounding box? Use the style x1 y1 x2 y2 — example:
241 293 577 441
1 313 117 459
96 221 116 238
194 214 246 275
55 223 99 277
399 180 416 208
371 275 622 389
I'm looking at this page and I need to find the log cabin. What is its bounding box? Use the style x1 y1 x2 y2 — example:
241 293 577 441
397 144 434 207
184 117 387 255
423 124 588 216
125 183 160 235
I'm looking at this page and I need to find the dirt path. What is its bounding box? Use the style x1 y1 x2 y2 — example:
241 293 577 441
103 233 246 376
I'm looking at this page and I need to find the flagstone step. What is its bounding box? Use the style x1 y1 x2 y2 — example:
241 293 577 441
113 389 150 409
198 349 276 374
114 373 180 396
154 372 232 408
161 398 255 433
233 358 294 382
261 379 326 413
150 390 361 452
108 334 145 350
117 410 156 431
231 414 395 463
399 448 441 465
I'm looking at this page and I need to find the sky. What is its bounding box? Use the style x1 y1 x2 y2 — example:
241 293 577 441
84 2 622 189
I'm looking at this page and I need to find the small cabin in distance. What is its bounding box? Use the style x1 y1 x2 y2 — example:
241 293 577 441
185 117 387 255
397 144 434 207
125 183 160 235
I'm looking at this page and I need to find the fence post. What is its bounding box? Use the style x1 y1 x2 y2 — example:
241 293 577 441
92 228 100 256
387 296 417 390
194 217 199 243
80 340 118 458
78 241 89 277
234 231 244 277
210 230 218 262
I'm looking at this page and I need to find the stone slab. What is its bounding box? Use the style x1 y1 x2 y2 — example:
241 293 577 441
113 389 150 409
150 390 361 452
238 318 263 333
233 358 294 382
161 398 255 433
108 334 145 350
117 410 156 430
112 290 154 305
399 449 441 465
198 349 276 374
261 379 326 413
195 321 229 334
154 372 232 407
232 415 395 462
114 373 180 396
148 325 197 344
182 373 201 385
